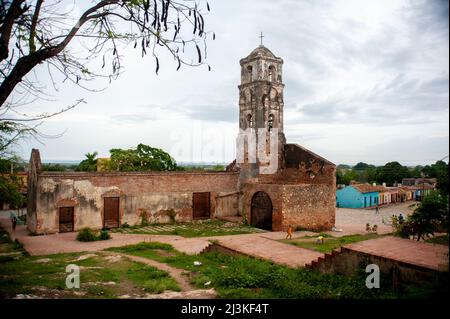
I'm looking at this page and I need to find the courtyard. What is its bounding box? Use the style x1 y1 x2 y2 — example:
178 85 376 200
0 202 448 299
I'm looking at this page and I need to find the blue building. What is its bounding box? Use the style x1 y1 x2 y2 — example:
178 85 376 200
336 184 384 208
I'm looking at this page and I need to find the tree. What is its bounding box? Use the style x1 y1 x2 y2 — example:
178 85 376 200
1 0 213 154
336 169 359 185
394 191 449 241
75 151 98 171
41 163 67 171
0 156 24 208
353 162 374 171
422 160 449 195
377 161 410 186
108 143 177 171
0 174 24 208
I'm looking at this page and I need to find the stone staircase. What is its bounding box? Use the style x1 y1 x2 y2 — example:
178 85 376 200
305 247 343 270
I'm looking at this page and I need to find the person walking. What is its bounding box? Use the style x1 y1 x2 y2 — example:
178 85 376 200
286 225 293 240
398 213 404 224
375 204 379 214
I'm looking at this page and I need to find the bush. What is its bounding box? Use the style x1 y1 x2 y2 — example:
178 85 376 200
121 222 130 228
98 230 111 240
393 192 449 241
76 228 112 242
76 228 98 242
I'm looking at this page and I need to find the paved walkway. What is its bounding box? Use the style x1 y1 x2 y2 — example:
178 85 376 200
0 215 209 256
344 236 449 271
207 233 324 268
331 202 416 236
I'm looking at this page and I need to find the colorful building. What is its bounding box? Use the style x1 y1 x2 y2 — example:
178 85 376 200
336 184 387 208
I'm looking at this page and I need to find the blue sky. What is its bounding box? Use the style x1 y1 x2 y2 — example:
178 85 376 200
9 0 450 166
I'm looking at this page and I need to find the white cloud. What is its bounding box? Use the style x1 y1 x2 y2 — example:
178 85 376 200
9 0 449 165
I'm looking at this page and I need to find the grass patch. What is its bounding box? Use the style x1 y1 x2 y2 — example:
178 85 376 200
281 233 381 253
425 234 449 246
112 220 264 237
0 228 180 299
107 242 441 299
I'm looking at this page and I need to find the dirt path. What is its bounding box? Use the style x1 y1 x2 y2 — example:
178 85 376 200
98 251 217 299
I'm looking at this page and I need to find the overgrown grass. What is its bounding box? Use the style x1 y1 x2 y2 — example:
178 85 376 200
112 220 264 237
425 234 449 246
0 227 25 256
281 233 382 253
0 227 179 298
108 242 441 299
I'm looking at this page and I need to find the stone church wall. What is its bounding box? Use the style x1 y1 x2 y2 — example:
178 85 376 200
30 171 239 234
281 184 335 231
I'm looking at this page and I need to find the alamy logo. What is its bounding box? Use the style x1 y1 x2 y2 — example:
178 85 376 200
65 264 80 289
236 128 279 174
365 264 380 289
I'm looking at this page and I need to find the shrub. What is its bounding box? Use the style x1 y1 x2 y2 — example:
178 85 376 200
393 192 449 241
140 210 149 226
76 228 98 242
98 230 111 240
76 228 112 242
241 211 248 226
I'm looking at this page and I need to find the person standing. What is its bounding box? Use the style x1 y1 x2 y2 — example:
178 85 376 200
11 216 17 233
375 204 379 214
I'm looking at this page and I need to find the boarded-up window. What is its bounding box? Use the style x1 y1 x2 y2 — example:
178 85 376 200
193 192 210 219
59 207 74 233
104 197 120 229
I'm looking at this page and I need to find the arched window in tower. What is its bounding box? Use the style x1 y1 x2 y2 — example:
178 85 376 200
268 114 274 132
247 114 254 129
247 65 253 82
268 65 275 82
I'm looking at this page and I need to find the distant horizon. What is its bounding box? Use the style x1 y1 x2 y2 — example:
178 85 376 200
38 158 449 168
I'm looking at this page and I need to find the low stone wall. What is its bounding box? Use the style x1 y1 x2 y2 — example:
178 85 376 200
31 171 239 234
313 247 442 286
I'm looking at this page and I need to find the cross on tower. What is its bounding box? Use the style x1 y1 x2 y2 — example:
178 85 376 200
259 32 264 46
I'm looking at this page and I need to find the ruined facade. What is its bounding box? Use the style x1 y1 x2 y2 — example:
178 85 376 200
27 45 336 234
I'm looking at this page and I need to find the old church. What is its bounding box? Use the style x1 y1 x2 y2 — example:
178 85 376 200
27 45 336 235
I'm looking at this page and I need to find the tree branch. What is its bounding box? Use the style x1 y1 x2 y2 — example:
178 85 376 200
0 0 28 62
29 0 44 53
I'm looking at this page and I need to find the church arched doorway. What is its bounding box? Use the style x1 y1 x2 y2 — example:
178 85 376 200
251 191 273 230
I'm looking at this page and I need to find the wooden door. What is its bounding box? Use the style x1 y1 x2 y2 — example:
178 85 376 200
193 192 210 219
104 197 120 229
59 207 74 233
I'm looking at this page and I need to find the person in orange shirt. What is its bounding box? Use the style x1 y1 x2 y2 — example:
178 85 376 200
286 225 293 240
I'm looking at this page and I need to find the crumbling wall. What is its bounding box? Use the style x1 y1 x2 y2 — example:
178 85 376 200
34 171 239 234
215 192 240 218
282 184 335 231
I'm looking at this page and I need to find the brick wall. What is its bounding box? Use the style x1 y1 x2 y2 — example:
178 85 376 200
32 171 239 234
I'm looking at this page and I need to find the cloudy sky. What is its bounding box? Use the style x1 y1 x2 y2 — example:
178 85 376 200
12 0 450 166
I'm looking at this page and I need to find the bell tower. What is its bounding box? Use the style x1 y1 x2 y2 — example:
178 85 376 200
237 45 286 177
